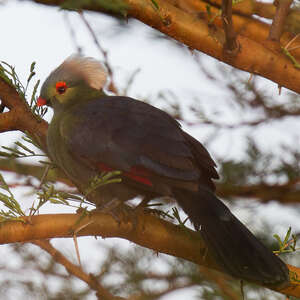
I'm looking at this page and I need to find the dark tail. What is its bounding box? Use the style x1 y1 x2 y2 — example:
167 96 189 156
174 187 289 285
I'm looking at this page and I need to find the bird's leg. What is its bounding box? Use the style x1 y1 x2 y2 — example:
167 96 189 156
96 197 124 224
98 196 152 229
96 198 136 225
135 196 169 219
134 196 164 217
98 197 122 214
135 196 152 211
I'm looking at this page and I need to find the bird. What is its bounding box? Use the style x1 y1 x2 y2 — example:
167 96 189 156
37 55 289 285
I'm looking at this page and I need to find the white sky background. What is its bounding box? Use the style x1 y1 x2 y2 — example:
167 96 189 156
0 1 300 299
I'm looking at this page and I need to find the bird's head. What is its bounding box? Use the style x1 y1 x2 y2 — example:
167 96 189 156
37 55 107 111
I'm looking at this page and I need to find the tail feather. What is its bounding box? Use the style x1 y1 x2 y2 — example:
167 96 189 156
174 187 289 285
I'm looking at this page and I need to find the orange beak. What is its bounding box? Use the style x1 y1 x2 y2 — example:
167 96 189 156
37 97 47 107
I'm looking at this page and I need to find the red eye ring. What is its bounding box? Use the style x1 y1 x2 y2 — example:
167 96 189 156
56 81 67 94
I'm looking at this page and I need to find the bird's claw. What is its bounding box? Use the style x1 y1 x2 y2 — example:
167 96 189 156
96 198 135 225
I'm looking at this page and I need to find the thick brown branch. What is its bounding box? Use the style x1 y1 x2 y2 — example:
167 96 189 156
32 240 126 300
196 0 277 19
32 0 300 94
0 212 215 269
0 110 19 132
221 0 238 53
268 0 293 43
0 212 299 297
0 79 48 150
168 0 300 62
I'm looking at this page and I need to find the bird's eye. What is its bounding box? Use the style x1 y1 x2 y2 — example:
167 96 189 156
56 81 67 94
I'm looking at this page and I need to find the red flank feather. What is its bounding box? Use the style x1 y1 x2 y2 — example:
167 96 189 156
97 163 152 186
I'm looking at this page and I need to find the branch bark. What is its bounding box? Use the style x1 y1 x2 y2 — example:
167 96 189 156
0 212 299 297
32 0 300 94
221 0 238 54
268 0 293 43
0 79 48 151
168 0 300 62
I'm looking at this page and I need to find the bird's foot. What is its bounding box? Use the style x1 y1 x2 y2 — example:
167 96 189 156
98 197 122 214
96 198 135 225
133 197 151 214
134 197 170 220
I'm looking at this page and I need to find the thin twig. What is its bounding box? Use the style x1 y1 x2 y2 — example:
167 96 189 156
284 33 300 50
38 164 50 189
122 68 141 96
73 220 94 267
31 0 300 94
32 239 126 300
268 0 293 42
221 0 238 54
78 11 118 95
63 12 83 54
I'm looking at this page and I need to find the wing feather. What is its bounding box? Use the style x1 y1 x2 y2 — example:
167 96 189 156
60 96 216 188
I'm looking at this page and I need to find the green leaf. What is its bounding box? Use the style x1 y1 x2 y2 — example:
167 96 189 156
282 47 300 69
273 234 283 248
84 171 122 197
283 226 292 246
2 146 26 157
0 173 25 218
0 151 18 158
0 173 11 193
30 61 36 73
30 79 40 108
26 72 35 84
49 198 67 205
15 141 35 155
151 0 159 10
23 133 42 150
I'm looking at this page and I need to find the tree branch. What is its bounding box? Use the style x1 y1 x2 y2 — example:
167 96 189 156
0 78 48 151
268 0 293 43
0 212 299 297
32 0 300 94
196 0 277 19
0 110 19 132
32 240 126 300
217 180 300 204
168 0 300 62
221 0 238 54
0 158 72 186
0 158 299 205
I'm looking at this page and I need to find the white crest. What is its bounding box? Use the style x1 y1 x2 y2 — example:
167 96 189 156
59 55 107 90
